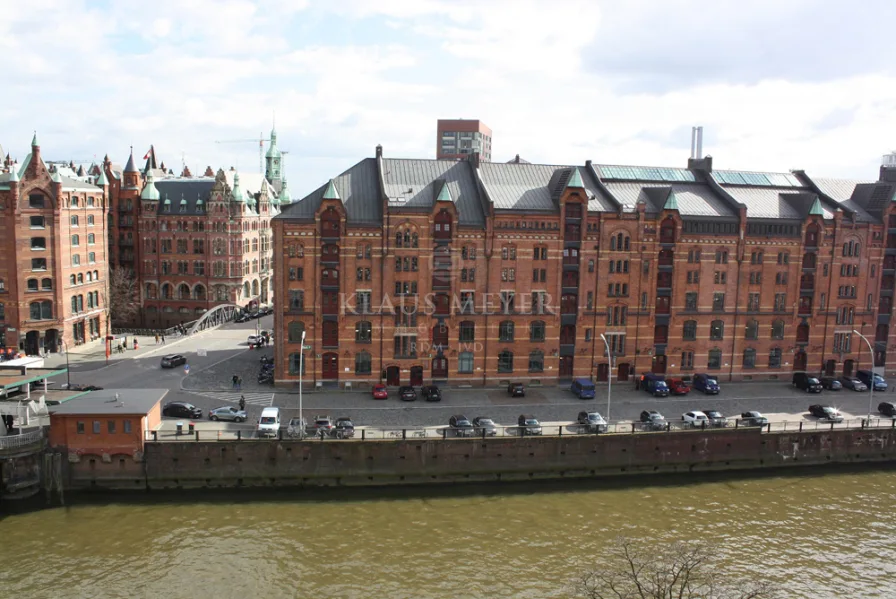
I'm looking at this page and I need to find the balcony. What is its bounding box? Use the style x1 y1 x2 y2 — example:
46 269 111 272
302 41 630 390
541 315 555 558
656 273 672 290
320 269 339 290
801 254 817 270
797 297 813 316
799 274 815 293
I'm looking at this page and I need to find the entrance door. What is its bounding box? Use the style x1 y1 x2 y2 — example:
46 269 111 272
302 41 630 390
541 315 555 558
559 356 574 378
410 366 423 386
824 359 836 377
596 363 609 382
793 351 807 371
24 331 40 356
45 329 59 353
322 352 338 379
843 359 855 377
385 366 400 386
652 355 667 374
617 362 630 382
431 356 448 378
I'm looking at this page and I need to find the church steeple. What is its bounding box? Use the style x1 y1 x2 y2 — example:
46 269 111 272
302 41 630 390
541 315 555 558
265 122 282 188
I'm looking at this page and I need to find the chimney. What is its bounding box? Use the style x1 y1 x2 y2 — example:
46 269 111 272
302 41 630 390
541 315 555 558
880 152 896 182
690 126 704 159
469 150 480 169
375 144 383 159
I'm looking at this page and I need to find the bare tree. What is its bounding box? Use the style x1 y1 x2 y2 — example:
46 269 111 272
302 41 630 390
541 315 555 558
572 537 777 599
107 267 140 325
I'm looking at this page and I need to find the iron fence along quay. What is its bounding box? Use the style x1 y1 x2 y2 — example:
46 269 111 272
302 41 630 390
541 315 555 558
144 417 896 443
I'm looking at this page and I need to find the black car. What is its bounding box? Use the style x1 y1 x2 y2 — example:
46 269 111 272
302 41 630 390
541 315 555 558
235 313 251 323
639 410 667 431
819 377 842 391
878 402 896 417
399 386 417 401
160 354 187 368
162 401 202 419
333 417 355 439
507 382 526 397
702 410 728 427
449 414 476 437
793 373 823 393
422 385 442 402
517 414 542 435
808 404 844 422
472 416 498 436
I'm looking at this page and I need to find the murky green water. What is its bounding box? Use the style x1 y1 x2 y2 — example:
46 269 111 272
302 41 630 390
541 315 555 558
2 467 895 598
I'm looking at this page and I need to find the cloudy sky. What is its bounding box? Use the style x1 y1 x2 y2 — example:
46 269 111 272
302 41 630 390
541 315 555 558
4 0 896 196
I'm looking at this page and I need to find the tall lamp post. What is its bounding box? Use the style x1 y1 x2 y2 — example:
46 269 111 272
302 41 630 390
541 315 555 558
853 329 876 424
599 333 612 422
299 330 306 434
61 340 71 389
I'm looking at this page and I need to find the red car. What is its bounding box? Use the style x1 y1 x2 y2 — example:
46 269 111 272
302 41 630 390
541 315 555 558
668 378 691 395
372 384 389 400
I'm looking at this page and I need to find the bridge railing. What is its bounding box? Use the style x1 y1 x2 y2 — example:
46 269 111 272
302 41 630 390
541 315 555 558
0 429 45 451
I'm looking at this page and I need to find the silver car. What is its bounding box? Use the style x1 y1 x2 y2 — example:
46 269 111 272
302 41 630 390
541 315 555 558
208 406 247 422
472 416 499 437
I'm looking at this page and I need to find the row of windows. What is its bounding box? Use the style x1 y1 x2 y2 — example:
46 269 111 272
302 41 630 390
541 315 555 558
70 271 100 286
681 319 792 341
75 419 134 434
286 320 550 344
286 350 549 375
749 251 790 265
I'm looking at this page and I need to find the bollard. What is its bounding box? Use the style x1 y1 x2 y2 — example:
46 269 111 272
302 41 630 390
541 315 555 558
442 428 447 440
767 423 771 433
237 429 242 440
362 429 366 441
195 430 199 441
559 426 562 437
799 421 803 432
666 423 671 432
189 422 195 434
830 421 834 431
735 419 739 429
402 429 407 440
152 430 158 441
279 428 283 441
176 422 183 436
701 420 706 430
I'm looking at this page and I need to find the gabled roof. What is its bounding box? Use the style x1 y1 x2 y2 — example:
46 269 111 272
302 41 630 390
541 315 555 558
322 179 340 200
566 167 584 189
153 179 214 215
808 197 824 216
478 162 616 213
382 158 486 226
276 158 381 225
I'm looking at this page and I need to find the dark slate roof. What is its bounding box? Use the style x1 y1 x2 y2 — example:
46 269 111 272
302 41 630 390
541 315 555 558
277 158 381 225
154 179 214 216
49 389 168 415
382 159 486 226
123 152 138 173
478 162 616 212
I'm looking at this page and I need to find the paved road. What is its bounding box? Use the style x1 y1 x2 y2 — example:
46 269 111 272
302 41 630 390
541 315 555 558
44 316 896 430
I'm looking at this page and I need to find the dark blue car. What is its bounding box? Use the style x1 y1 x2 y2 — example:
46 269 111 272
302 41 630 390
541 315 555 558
693 373 720 394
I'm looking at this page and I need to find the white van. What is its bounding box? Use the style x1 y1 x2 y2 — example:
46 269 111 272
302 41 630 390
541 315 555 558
257 407 281 438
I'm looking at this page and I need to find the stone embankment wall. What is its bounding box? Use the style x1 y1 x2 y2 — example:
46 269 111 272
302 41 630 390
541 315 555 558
128 428 896 490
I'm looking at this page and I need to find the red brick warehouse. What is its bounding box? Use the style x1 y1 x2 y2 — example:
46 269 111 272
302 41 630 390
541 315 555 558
272 144 896 389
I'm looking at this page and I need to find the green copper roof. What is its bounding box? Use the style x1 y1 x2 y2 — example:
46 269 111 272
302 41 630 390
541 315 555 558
566 167 584 189
9 165 19 183
277 178 291 205
163 197 171 204
96 170 109 186
180 196 187 205
664 191 679 211
50 171 62 184
231 172 245 202
265 128 281 159
436 183 452 203
808 197 824 216
31 131 39 147
140 171 160 200
322 179 340 200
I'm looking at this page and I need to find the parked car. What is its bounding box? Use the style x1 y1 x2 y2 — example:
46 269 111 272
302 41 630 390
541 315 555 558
508 382 526 397
235 313 252 323
839 377 868 392
287 417 307 438
570 378 596 399
703 409 729 427
256 407 281 438
449 414 476 437
739 411 768 427
333 417 355 439
793 373 823 393
668 378 690 395
819 377 842 391
692 373 720 394
162 401 202 419
422 385 442 402
808 404 844 423
639 410 667 431
856 370 888 392
682 410 709 427
642 374 670 397
247 334 262 346
472 416 498 436
518 414 543 435
160 354 187 369
308 415 335 435
878 402 896 417
399 386 417 401
208 406 247 422
372 384 389 400
576 411 608 433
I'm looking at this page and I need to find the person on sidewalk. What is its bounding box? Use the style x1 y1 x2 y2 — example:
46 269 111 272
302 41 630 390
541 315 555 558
155 333 159 345
237 376 243 390
232 375 238 390
239 396 246 411
161 335 166 344
133 339 139 351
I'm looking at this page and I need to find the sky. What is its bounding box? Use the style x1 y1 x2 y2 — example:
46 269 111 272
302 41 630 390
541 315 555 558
4 0 896 197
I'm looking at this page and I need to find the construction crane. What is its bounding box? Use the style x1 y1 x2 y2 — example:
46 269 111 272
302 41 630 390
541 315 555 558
215 132 270 174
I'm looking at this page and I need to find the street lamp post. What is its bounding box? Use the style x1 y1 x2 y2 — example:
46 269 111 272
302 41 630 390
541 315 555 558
61 340 71 389
299 330 306 434
599 334 612 422
853 329 876 424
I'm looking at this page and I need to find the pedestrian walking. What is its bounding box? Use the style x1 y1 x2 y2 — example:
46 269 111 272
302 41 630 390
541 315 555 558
133 339 139 351
239 395 246 411
155 333 159 345
161 335 166 344
232 375 238 390
237 376 243 390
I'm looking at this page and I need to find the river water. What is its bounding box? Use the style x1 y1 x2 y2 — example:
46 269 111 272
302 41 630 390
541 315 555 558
2 467 895 599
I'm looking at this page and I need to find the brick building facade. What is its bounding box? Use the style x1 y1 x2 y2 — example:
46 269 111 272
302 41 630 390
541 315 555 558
272 146 895 389
0 135 110 355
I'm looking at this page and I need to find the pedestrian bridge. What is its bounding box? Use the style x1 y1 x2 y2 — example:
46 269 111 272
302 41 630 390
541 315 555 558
188 304 239 335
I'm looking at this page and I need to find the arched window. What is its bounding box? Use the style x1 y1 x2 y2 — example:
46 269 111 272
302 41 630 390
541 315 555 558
69 275 76 286
682 320 697 341
71 234 79 246
771 319 785 340
77 273 83 284
528 350 544 373
743 348 756 369
193 284 206 301
497 350 514 373
161 283 172 299
242 281 250 298
458 351 474 373
87 233 95 244
288 353 306 375
530 321 546 342
26 278 38 291
745 319 759 340
30 300 52 320
355 321 372 342
178 284 190 299
320 207 340 237
321 244 340 261
87 215 94 225
355 351 372 374
145 283 157 299
86 272 92 282
710 320 724 340
499 321 514 342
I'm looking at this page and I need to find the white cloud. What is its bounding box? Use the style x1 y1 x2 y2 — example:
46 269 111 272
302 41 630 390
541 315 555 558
3 0 896 196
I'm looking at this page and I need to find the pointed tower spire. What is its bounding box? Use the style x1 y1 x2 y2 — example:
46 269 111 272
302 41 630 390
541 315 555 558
277 177 291 205
141 168 160 200
231 172 245 203
664 191 679 211
322 179 340 200
124 146 138 173
808 197 824 216
31 131 39 147
566 167 584 189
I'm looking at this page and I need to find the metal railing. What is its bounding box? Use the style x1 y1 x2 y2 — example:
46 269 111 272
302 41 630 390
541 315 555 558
143 417 896 443
0 429 44 450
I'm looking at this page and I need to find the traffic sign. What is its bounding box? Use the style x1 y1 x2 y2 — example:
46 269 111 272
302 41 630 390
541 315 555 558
302 345 312 350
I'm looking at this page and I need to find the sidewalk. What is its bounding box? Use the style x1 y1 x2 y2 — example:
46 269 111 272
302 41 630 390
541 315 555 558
41 333 197 372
